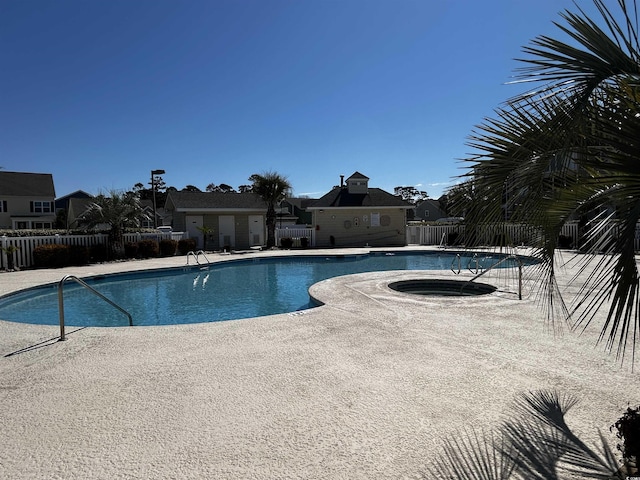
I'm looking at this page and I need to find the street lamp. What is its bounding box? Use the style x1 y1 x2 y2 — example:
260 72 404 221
151 169 165 228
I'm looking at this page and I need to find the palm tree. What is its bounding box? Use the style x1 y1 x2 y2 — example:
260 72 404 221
459 0 640 363
250 171 291 249
80 190 148 259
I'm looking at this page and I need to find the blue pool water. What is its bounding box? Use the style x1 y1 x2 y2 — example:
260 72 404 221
0 251 525 327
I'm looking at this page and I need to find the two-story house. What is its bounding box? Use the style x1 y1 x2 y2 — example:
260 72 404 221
0 171 56 229
414 199 448 222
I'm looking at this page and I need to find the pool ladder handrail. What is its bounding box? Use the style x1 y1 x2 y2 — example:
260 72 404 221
461 254 523 300
186 250 211 266
58 275 133 341
451 253 489 275
438 232 447 250
467 253 485 274
450 254 461 274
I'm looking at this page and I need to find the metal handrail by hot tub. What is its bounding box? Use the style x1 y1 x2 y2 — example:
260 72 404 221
462 254 523 300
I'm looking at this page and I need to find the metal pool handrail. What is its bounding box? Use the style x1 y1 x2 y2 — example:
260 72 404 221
467 253 483 274
186 250 211 266
58 275 133 341
438 232 447 249
450 254 461 274
461 254 523 300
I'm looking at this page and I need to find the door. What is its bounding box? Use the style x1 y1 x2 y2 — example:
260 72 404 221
248 215 264 248
219 215 235 251
186 215 204 249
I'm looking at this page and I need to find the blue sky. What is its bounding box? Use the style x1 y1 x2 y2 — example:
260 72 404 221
1 0 598 199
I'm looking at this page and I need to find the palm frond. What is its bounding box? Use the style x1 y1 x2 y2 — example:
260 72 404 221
460 0 640 363
503 391 622 479
423 428 517 480
426 390 622 479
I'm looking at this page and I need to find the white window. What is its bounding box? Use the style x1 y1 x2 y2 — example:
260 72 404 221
370 212 380 227
32 201 53 213
33 222 53 229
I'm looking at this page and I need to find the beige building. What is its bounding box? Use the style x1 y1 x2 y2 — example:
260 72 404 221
307 172 412 248
0 171 56 229
164 191 267 251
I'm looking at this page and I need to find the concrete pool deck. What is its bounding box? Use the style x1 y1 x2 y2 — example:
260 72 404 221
0 246 637 479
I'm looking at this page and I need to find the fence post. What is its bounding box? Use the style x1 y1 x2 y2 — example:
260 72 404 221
1 236 7 270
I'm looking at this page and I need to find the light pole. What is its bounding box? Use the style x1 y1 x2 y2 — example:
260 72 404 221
151 169 165 228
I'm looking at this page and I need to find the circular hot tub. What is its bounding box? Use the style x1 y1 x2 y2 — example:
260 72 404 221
388 279 497 296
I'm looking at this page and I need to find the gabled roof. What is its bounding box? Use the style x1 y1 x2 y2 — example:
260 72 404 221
165 191 267 211
68 197 92 212
283 197 317 209
308 187 412 209
415 198 447 219
0 171 55 197
67 197 93 226
55 190 93 202
347 171 369 181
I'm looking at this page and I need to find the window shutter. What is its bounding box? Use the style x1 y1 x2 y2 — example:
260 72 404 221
30 201 34 212
2 201 6 212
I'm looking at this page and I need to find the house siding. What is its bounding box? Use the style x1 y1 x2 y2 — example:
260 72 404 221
0 172 56 230
0 196 56 229
313 208 407 247
414 199 447 222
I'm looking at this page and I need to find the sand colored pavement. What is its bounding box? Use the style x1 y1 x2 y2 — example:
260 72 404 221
0 248 637 479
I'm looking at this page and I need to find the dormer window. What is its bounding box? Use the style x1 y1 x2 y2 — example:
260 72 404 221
346 172 370 194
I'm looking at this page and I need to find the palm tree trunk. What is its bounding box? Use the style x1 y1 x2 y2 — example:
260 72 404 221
266 207 276 248
109 225 125 260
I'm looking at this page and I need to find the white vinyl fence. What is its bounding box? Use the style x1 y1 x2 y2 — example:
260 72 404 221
406 223 577 247
1 222 638 270
0 232 185 270
275 227 315 248
406 221 640 251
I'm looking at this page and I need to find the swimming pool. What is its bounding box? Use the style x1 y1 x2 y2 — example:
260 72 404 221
0 251 525 327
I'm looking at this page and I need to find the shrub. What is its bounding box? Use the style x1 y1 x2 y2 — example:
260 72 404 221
612 405 640 468
137 240 159 258
558 234 573 249
68 245 90 266
178 238 197 255
159 239 178 257
446 232 460 246
492 233 512 247
90 243 109 263
33 244 69 268
280 237 293 249
300 237 309 248
124 242 139 258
